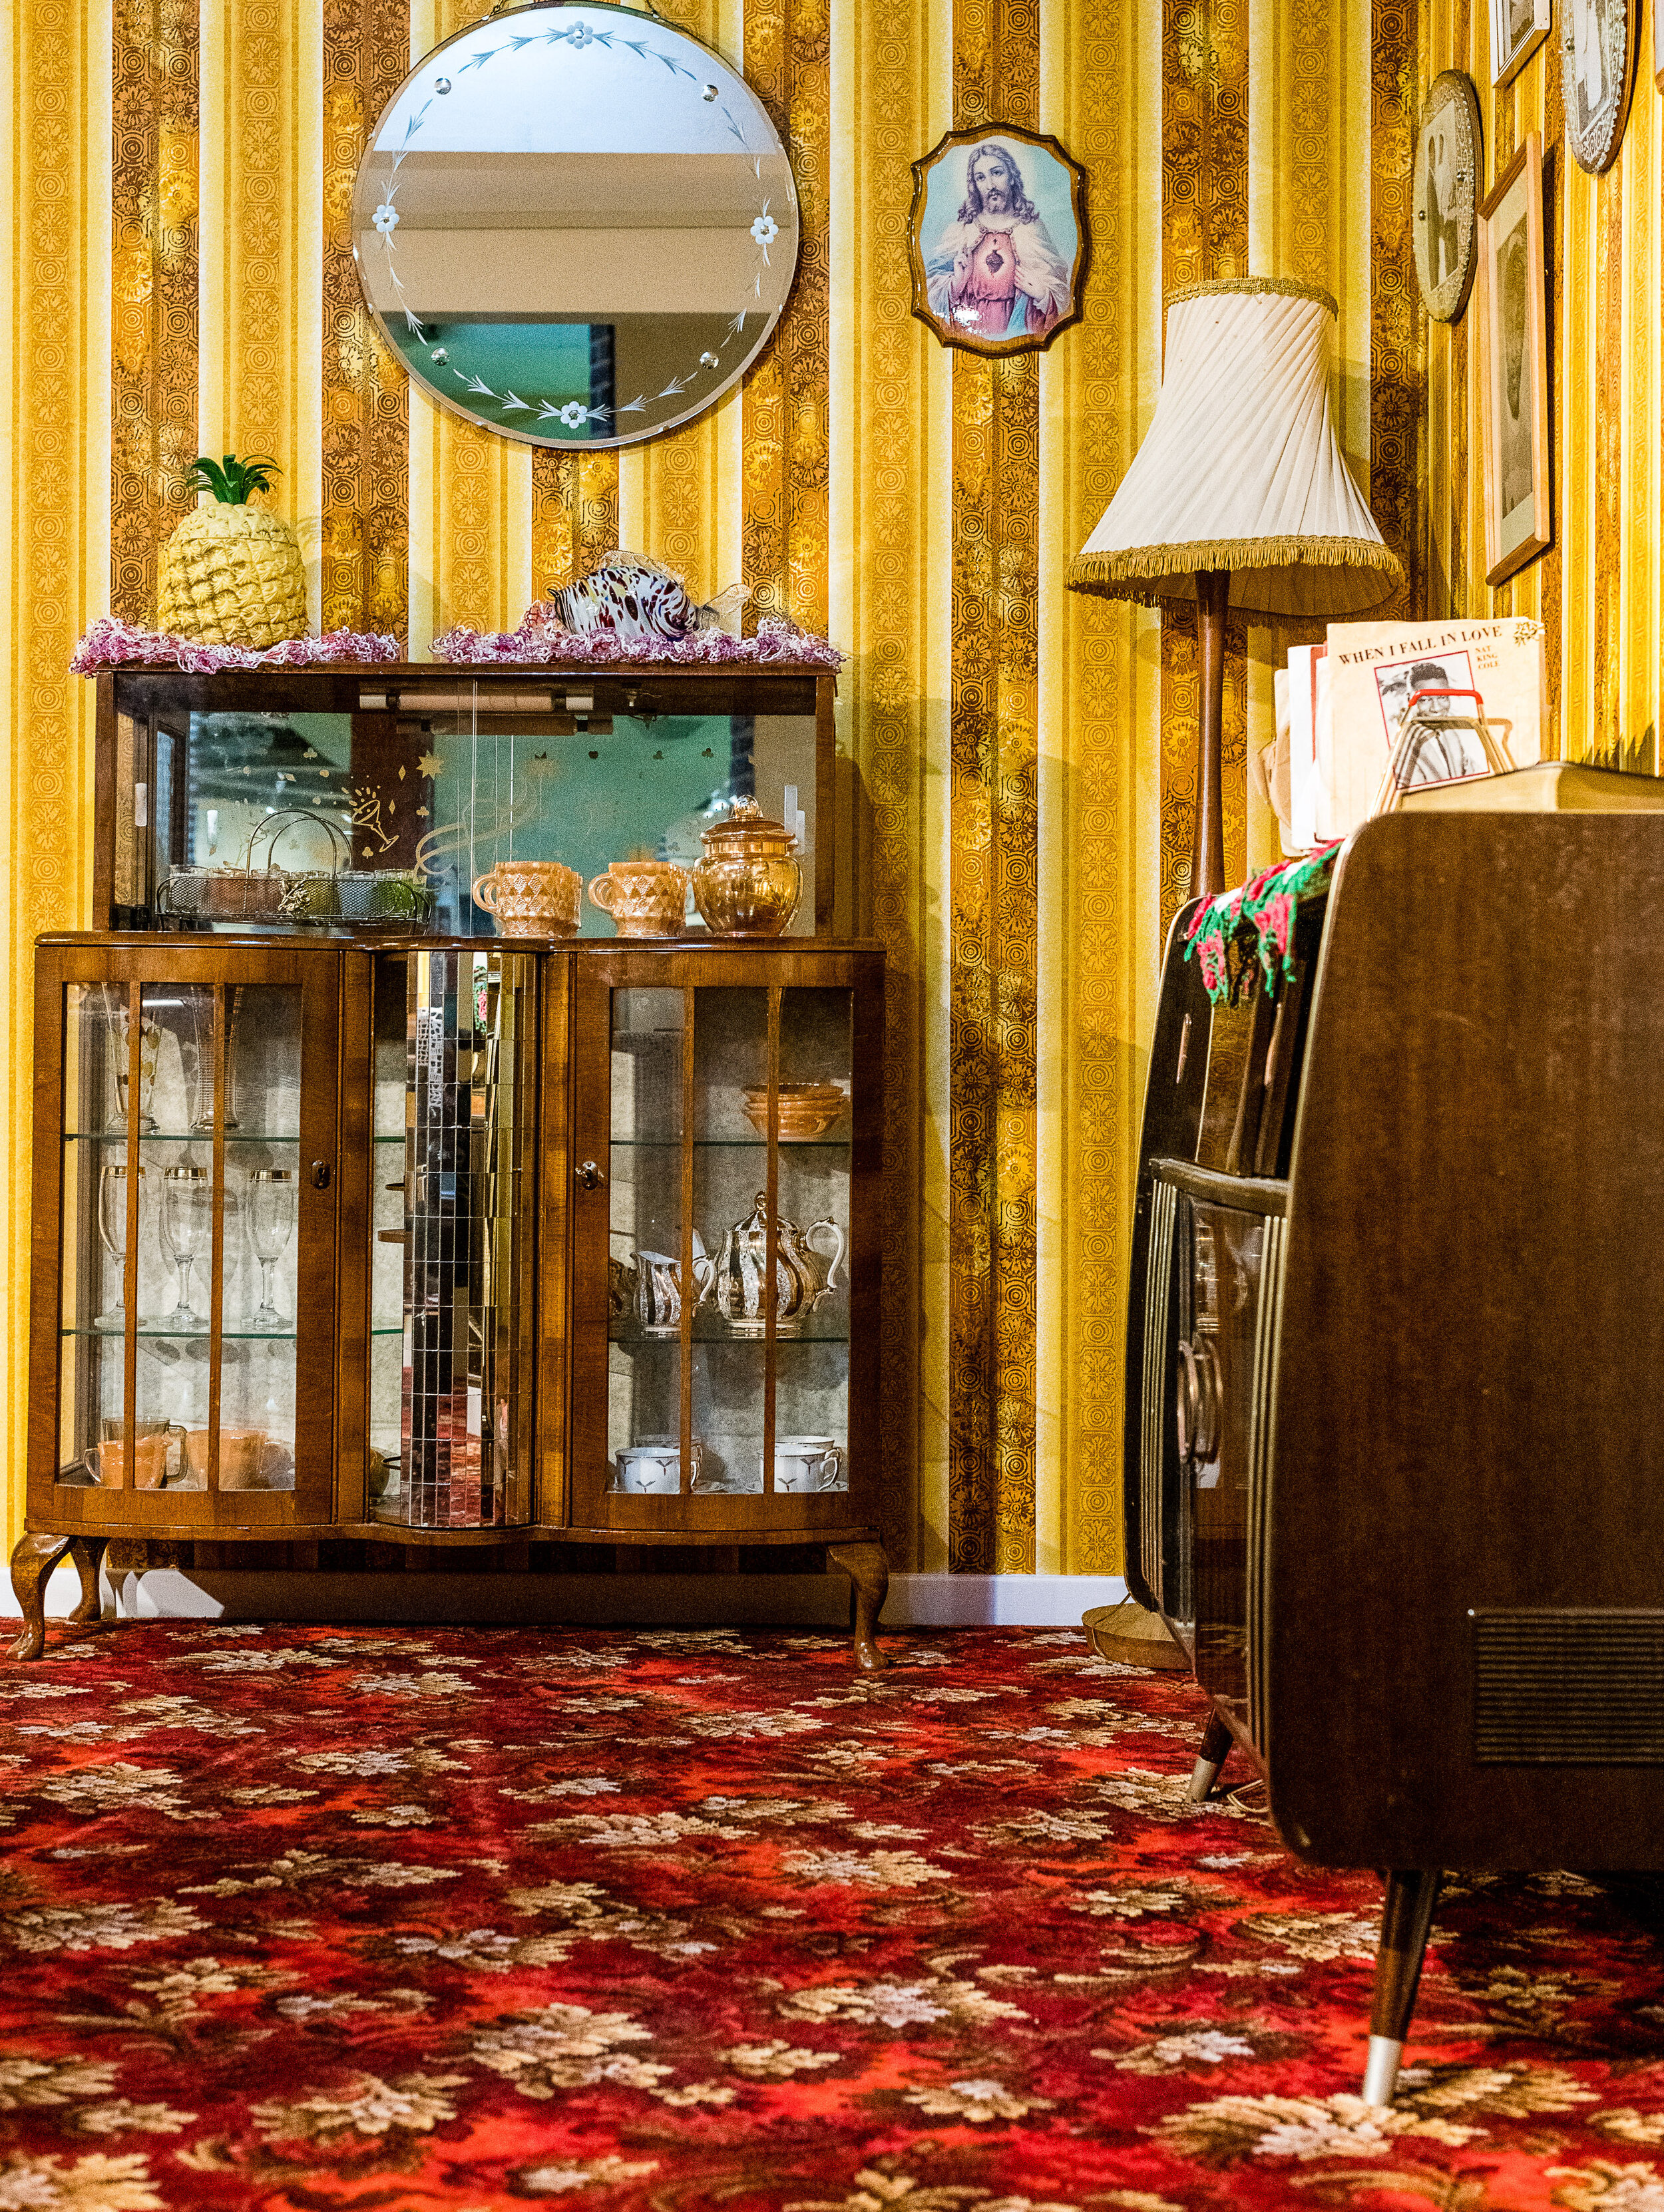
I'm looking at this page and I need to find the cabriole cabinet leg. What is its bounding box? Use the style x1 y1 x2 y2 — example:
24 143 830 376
1361 1868 1442 2106
828 1541 889 1672
66 1538 109 1629
9 1533 75 1663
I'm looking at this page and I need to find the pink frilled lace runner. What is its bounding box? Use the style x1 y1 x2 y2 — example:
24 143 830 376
72 612 844 676
429 610 843 668
71 618 403 675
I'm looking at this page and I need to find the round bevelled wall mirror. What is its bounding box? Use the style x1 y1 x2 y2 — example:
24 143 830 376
352 1 800 450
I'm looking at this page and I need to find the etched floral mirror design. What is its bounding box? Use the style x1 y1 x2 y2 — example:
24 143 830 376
352 1 800 449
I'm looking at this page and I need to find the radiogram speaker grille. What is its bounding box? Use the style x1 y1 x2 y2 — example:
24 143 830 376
1472 1610 1664 1763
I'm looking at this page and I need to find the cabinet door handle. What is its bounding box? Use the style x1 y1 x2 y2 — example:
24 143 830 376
310 1160 332 1191
576 1159 605 1190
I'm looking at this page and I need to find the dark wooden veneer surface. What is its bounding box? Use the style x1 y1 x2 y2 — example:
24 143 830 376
1268 809 1664 1869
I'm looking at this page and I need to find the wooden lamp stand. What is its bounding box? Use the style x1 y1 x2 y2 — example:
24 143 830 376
1191 569 1230 900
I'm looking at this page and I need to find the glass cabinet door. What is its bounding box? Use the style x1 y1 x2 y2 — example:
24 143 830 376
578 958 859 1525
46 950 339 1523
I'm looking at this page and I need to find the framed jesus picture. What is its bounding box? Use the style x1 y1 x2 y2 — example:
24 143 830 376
1477 136 1551 589
907 126 1087 357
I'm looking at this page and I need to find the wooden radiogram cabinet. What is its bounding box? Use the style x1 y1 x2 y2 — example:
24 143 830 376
1127 803 1664 2103
15 663 890 1666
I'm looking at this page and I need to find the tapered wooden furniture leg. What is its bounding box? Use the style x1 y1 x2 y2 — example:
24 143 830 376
827 1541 889 1672
1362 1869 1442 2106
65 1538 109 1628
8 1533 75 1662
1187 1710 1234 1802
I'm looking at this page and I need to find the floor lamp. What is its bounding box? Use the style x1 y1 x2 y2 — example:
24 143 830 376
1070 278 1404 1674
1067 277 1404 898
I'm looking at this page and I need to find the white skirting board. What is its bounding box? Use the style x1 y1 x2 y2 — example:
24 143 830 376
7 1564 1129 1631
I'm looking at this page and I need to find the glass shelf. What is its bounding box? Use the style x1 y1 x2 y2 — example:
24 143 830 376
63 1325 403 1342
64 1129 302 1145
608 1137 850 1151
609 1324 850 1348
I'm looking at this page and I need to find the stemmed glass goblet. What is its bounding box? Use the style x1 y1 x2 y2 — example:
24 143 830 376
160 1165 213 1330
103 994 159 1135
248 1167 296 1330
94 1163 144 1330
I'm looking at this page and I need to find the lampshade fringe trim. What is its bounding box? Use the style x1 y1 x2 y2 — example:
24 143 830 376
1065 534 1406 610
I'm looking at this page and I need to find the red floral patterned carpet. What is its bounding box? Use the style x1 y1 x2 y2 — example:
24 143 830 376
4 1623 1664 2211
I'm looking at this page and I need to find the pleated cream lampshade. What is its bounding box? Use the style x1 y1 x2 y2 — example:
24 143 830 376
1066 277 1405 898
1066 278 1404 620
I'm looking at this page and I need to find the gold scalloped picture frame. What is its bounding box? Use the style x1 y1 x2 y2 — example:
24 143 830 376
907 126 1088 358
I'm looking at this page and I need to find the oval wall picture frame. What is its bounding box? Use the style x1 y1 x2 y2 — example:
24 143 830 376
1413 72 1482 324
1563 0 1639 173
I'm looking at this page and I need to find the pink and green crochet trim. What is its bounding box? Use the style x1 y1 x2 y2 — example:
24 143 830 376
1183 843 1340 1005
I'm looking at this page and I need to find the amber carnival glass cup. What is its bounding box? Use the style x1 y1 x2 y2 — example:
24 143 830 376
473 861 581 938
588 859 689 938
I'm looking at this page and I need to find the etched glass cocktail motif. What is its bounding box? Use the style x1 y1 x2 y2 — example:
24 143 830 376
247 1167 296 1330
94 1163 144 1330
160 1165 213 1330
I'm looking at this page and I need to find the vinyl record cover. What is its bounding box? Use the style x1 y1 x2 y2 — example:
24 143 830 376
1322 616 1546 837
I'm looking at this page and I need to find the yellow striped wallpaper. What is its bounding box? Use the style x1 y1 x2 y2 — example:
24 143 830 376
7 0 1416 1572
1422 0 1661 769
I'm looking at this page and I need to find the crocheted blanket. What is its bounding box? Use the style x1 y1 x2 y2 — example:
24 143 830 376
1183 843 1339 1005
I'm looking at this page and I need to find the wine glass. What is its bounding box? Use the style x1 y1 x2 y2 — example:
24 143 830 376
94 1163 144 1330
160 1165 213 1330
247 1168 296 1330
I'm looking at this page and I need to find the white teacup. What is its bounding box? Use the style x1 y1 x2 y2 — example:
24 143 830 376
771 1435 846 1493
613 1437 706 1495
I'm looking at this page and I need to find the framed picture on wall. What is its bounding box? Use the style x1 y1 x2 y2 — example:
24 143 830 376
1477 135 1551 589
1561 0 1640 170
907 126 1088 356
1490 0 1551 88
1412 72 1483 322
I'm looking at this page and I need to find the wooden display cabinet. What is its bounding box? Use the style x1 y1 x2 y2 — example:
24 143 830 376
15 930 888 1666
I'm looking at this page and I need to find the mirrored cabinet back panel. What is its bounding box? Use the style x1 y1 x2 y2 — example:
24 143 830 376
94 664 838 942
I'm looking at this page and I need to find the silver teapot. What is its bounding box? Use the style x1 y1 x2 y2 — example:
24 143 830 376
700 1192 844 1338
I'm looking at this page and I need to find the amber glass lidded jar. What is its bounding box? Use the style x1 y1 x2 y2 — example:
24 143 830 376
690 799 802 938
